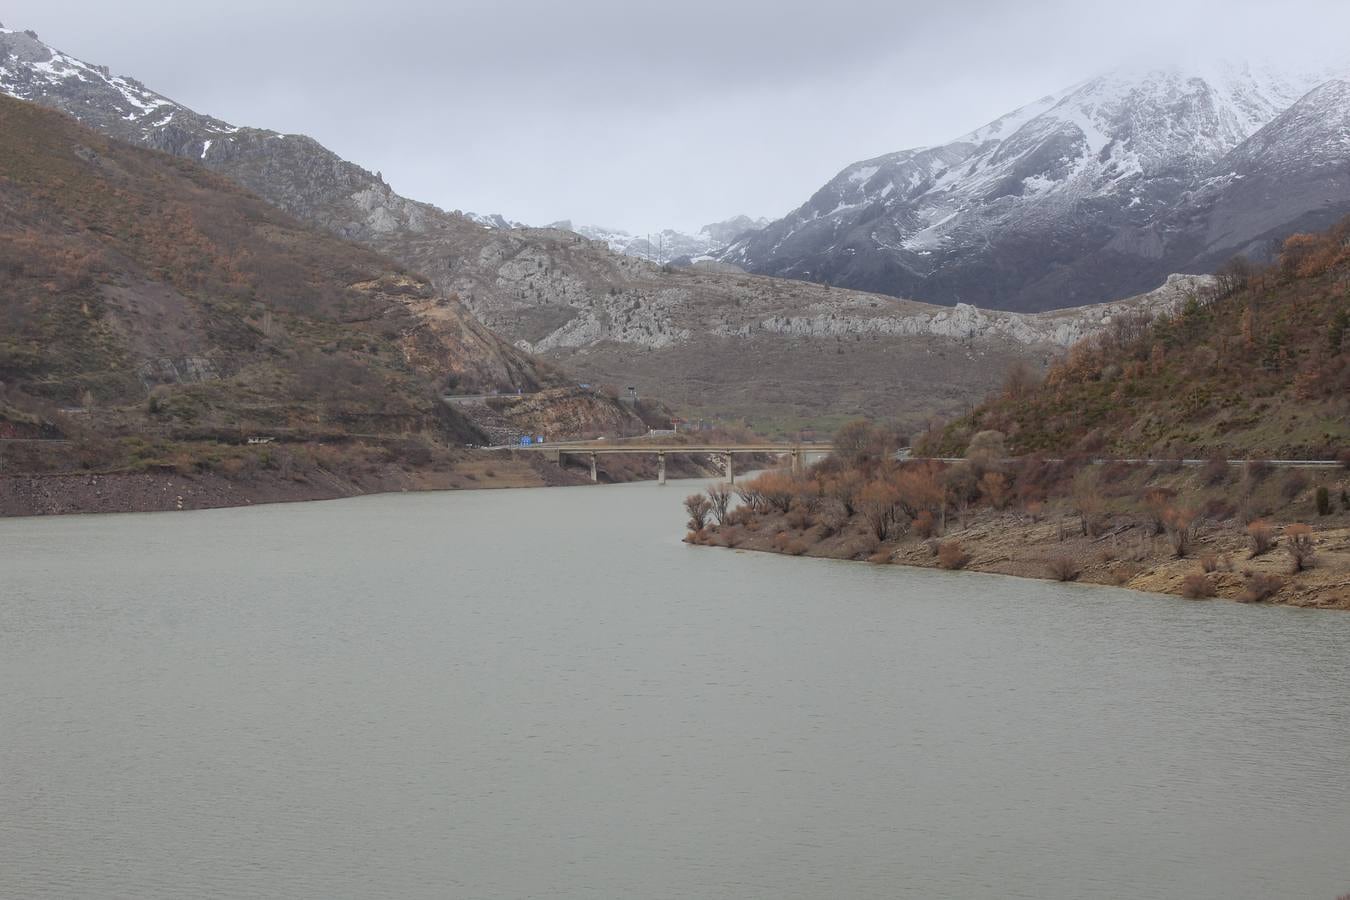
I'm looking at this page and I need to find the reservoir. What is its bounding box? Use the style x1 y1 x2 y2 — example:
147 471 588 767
3 479 1349 899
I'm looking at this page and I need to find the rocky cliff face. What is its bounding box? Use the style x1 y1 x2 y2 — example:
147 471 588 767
721 62 1350 312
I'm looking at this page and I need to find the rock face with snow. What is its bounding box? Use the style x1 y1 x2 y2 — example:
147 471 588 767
558 217 770 264
721 63 1350 312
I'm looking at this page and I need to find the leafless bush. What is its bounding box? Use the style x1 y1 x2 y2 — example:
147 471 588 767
1247 520 1275 557
706 483 733 524
1163 506 1198 558
1180 574 1216 599
685 494 712 530
1142 487 1175 535
1284 524 1315 572
1198 553 1218 573
1046 556 1081 582
937 540 971 570
785 504 813 530
845 535 880 560
1237 571 1284 603
1244 457 1272 485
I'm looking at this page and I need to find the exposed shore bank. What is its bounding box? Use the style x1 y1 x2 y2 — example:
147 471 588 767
683 465 1350 610
0 450 726 518
692 515 1350 609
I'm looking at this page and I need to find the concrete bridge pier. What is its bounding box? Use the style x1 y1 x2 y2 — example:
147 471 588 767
589 452 598 483
724 453 734 484
657 452 666 486
791 448 802 475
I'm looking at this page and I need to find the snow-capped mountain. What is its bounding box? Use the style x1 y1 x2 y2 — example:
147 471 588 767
464 211 527 229
549 216 770 264
722 61 1350 311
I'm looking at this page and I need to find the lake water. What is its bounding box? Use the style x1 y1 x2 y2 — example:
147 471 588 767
3 479 1349 899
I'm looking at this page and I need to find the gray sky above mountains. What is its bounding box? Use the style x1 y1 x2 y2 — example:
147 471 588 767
7 0 1349 233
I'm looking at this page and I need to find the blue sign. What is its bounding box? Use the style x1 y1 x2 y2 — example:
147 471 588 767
519 436 531 447
535 435 545 444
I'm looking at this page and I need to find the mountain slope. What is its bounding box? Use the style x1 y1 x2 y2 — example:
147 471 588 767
924 222 1350 458
722 63 1350 312
0 24 553 394
0 94 502 455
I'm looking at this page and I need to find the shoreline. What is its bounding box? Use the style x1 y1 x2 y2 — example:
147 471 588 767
687 511 1350 610
0 451 727 519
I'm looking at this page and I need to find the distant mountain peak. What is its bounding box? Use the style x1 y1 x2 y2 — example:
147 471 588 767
721 60 1350 311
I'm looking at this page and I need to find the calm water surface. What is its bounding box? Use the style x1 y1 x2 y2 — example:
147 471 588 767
2 480 1349 899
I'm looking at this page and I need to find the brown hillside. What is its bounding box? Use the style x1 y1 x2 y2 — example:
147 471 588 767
0 94 571 469
925 223 1350 459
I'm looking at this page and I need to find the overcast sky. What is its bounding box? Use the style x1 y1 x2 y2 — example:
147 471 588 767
6 0 1349 232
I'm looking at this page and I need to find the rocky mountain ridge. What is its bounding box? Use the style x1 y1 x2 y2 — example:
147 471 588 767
721 61 1350 312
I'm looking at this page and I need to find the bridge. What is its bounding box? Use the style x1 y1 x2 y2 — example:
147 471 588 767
499 441 836 484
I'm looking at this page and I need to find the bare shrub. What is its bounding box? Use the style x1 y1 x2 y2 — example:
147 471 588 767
1163 506 1199 558
685 494 712 530
706 483 733 524
1284 524 1315 572
783 506 807 530
786 539 809 556
815 505 847 538
771 531 794 553
1046 556 1081 582
1237 571 1284 603
937 540 971 570
912 509 937 538
866 549 892 565
979 471 1012 509
1180 574 1216 599
1141 487 1175 535
1244 457 1272 485
858 479 903 541
1198 553 1218 573
1107 564 1139 586
822 469 865 516
1247 519 1275 557
1071 469 1106 536
719 526 743 548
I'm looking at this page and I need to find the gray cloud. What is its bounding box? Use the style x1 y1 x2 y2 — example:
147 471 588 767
7 0 1349 231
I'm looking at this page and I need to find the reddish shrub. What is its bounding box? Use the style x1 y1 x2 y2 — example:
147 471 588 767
937 540 971 570
1247 520 1275 557
1180 574 1216 599
1237 572 1284 603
